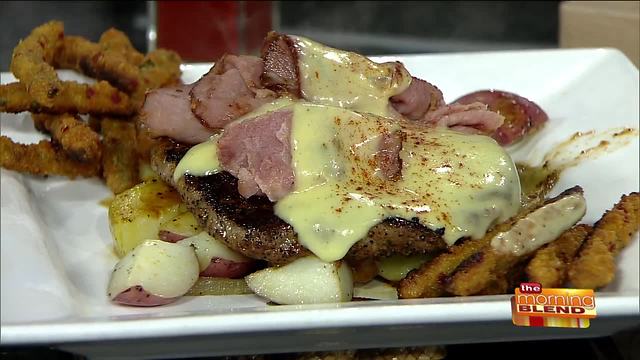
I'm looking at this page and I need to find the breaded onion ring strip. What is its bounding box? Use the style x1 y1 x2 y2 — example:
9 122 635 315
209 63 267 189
525 224 592 288
0 82 133 116
101 118 139 194
32 113 102 163
0 136 100 178
10 20 64 107
444 187 585 296
99 28 144 66
54 36 141 94
568 192 640 289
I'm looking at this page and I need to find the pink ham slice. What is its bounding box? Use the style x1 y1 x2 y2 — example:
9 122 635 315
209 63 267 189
261 32 445 120
141 85 215 144
375 131 404 181
423 102 505 135
218 110 295 201
190 55 276 129
390 78 445 121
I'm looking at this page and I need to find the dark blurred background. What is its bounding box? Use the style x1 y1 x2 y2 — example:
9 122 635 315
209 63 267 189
0 0 560 70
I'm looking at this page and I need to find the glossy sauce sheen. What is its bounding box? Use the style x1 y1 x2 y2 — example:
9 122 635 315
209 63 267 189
172 38 523 262
291 35 412 118
173 136 221 183
491 193 586 256
275 104 520 261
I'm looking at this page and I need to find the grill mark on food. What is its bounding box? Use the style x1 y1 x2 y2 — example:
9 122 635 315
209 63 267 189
151 140 447 264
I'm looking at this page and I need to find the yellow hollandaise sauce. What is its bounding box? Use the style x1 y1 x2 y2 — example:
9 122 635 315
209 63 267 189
172 135 222 184
291 35 412 118
173 102 522 263
274 104 521 262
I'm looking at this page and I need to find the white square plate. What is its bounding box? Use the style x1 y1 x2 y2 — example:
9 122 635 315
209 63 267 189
1 48 638 359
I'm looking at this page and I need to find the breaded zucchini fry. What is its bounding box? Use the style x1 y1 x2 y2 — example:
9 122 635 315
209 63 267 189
0 136 100 178
32 113 102 162
526 224 592 288
444 187 586 296
10 20 64 107
132 49 182 106
568 192 640 289
98 28 144 66
0 82 134 116
398 236 491 298
101 118 140 194
54 35 141 94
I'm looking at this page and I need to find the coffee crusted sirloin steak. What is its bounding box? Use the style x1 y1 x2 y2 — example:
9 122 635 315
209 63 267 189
151 140 447 265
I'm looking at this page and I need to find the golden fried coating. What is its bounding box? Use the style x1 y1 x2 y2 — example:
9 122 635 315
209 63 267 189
398 236 491 298
444 187 586 296
132 49 182 106
32 113 102 162
98 28 145 66
526 224 592 288
0 82 134 116
0 135 100 178
568 193 640 289
101 118 140 194
54 35 141 94
10 20 64 107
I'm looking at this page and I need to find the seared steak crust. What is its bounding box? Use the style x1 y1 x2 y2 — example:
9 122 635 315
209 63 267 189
151 140 447 264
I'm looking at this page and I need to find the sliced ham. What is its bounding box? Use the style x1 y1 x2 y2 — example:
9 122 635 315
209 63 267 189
261 32 444 120
190 55 276 129
140 85 215 144
390 78 445 120
261 32 300 96
375 131 404 181
218 110 295 201
423 102 505 135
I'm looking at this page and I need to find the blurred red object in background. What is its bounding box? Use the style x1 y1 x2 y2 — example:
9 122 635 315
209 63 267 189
156 1 272 62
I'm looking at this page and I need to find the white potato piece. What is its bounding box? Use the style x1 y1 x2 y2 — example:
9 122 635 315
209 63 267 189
354 279 398 300
109 180 186 257
178 232 255 278
245 256 353 305
158 211 202 242
108 240 199 306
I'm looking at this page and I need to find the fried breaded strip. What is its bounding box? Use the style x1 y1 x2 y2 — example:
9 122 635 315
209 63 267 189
444 187 585 296
54 35 141 94
98 28 144 66
0 82 134 116
526 224 592 288
398 195 546 299
0 136 100 178
101 118 139 194
398 235 491 298
132 49 182 106
10 20 64 107
32 113 102 162
568 192 640 289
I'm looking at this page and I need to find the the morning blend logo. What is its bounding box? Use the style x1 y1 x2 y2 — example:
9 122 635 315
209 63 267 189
511 282 596 328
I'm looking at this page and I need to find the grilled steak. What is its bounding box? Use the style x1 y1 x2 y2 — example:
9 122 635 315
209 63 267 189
151 139 447 264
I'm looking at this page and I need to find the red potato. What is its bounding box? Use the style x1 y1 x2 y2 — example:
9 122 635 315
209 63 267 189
158 212 203 243
453 90 548 146
158 230 189 243
108 240 200 307
200 257 256 278
178 232 256 278
112 285 176 307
